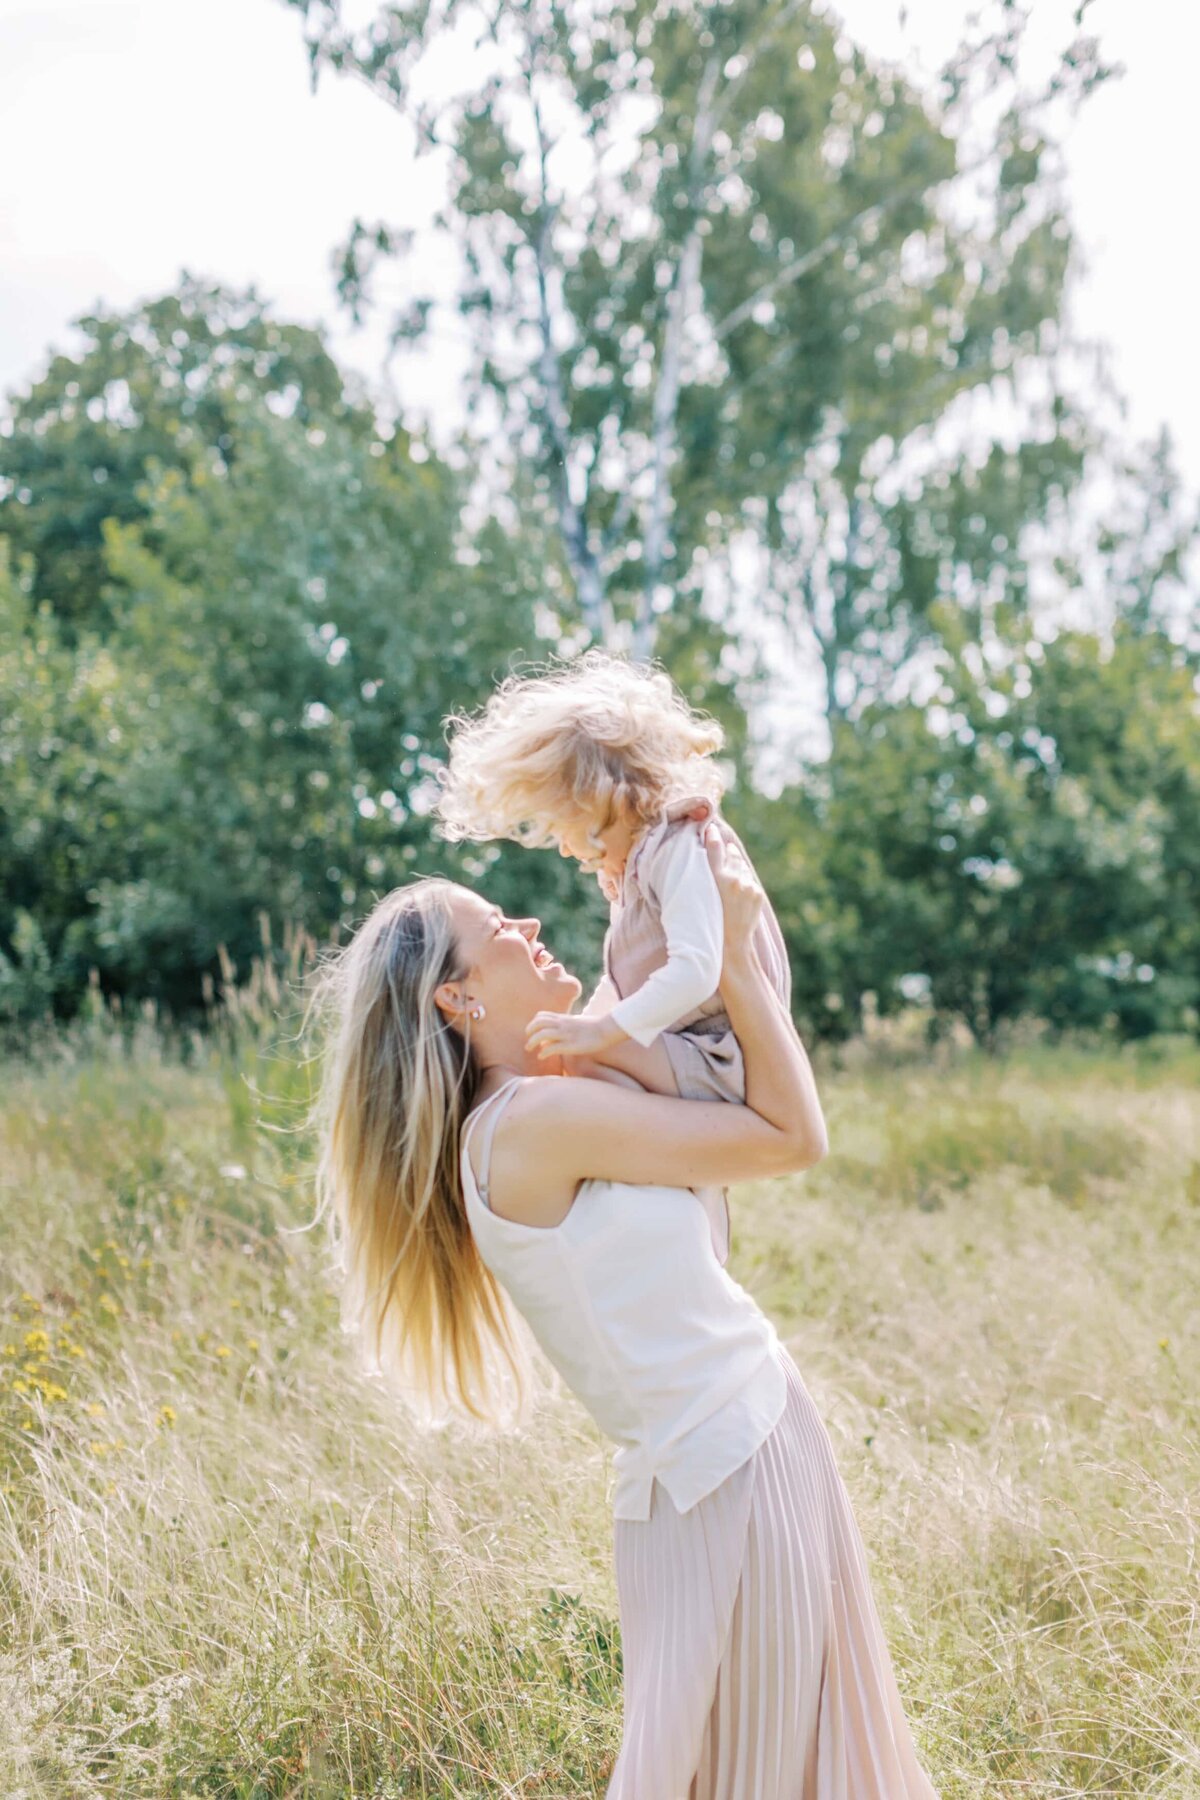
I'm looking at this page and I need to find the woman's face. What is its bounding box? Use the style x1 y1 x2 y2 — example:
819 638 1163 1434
442 888 581 1026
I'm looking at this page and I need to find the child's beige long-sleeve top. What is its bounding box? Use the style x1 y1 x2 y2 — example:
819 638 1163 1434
607 820 726 1046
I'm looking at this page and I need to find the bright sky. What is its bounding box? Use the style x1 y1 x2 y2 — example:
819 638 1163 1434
1 0 1197 491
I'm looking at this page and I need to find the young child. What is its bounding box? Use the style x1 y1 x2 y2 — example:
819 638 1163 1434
435 652 792 1265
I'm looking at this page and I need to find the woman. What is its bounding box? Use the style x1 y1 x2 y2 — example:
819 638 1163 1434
310 826 938 1798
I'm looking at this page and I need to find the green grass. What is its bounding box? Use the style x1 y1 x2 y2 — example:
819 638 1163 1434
2 1018 1198 1797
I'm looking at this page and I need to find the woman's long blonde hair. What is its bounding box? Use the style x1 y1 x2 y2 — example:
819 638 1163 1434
437 650 726 848
305 878 533 1428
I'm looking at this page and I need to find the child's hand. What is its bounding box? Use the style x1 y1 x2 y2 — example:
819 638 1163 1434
526 1010 630 1061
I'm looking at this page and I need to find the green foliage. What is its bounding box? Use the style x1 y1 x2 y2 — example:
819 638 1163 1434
0 908 55 1024
2 268 1197 1039
0 283 577 1014
0 277 356 637
0 540 133 1010
755 618 1200 1045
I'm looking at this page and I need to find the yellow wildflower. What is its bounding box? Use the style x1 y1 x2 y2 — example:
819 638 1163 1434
87 1402 106 1417
246 1338 260 1353
157 1404 177 1428
215 1345 232 1359
97 1295 120 1316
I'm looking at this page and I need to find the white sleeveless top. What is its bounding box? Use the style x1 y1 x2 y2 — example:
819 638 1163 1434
460 1077 788 1521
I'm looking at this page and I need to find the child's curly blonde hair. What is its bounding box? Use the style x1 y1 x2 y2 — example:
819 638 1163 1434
436 651 726 848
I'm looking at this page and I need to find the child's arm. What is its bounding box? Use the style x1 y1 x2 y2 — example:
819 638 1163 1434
606 824 723 1045
580 974 620 1017
526 824 721 1060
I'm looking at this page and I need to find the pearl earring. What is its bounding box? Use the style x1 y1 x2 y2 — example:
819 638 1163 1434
470 1004 486 1022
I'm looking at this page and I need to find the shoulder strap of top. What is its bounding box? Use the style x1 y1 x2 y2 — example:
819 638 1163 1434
461 1076 523 1204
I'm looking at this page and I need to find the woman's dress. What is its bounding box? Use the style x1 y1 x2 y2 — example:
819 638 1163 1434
461 1079 938 1800
611 1351 938 1798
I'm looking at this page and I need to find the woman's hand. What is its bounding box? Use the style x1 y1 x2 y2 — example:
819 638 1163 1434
703 824 764 974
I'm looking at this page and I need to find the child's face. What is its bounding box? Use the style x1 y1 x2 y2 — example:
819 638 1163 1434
554 806 637 887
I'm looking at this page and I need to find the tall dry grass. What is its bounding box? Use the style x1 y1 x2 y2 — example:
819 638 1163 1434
1 973 1197 1796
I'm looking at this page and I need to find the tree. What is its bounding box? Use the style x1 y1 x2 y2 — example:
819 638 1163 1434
284 0 1111 673
0 276 361 637
768 610 1200 1046
0 540 132 1013
1 282 616 1015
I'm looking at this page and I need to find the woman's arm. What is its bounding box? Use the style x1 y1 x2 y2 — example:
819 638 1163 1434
715 838 827 1161
499 832 827 1211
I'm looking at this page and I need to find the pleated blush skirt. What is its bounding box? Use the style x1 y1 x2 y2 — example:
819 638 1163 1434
608 1347 939 1799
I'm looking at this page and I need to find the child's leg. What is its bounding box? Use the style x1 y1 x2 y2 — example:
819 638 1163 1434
573 1036 681 1097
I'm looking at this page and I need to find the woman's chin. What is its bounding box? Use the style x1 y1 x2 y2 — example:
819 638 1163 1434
542 967 582 1005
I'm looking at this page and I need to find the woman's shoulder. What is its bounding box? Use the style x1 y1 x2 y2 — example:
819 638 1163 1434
493 1071 639 1154
474 1076 621 1230
462 1076 543 1211
472 1073 568 1163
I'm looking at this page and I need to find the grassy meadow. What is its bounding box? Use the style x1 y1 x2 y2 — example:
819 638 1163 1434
1 1003 1198 1798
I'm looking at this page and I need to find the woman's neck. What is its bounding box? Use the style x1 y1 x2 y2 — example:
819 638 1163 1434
475 1037 560 1088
